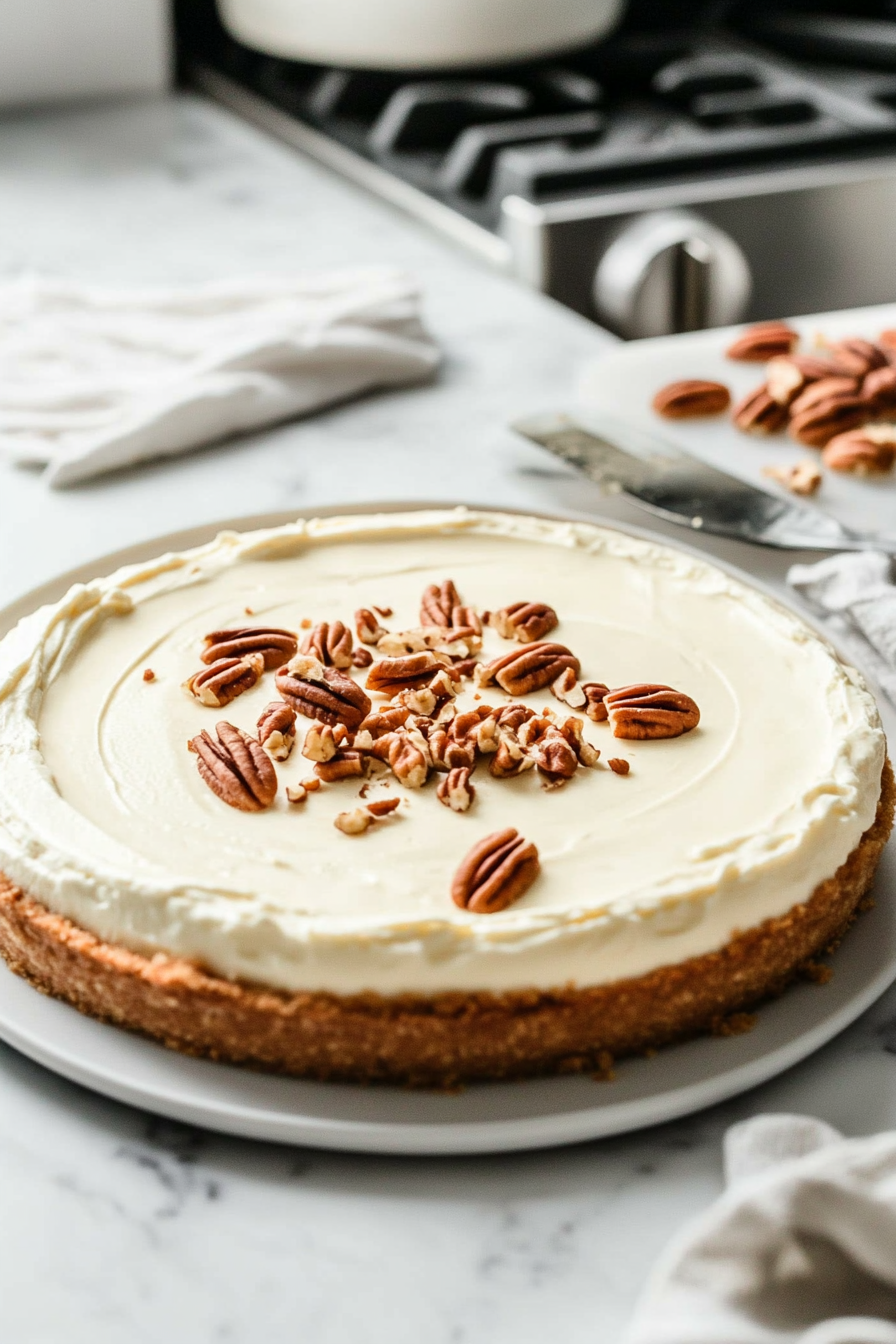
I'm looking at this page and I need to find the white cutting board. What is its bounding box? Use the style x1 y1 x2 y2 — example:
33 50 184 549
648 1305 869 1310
578 302 896 541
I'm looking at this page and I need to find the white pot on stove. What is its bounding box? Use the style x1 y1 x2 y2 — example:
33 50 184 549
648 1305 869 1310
217 0 626 69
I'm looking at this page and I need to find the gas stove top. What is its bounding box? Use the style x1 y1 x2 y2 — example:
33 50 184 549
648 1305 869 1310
179 2 896 337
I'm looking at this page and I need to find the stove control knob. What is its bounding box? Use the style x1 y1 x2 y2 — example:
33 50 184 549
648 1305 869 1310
593 210 751 339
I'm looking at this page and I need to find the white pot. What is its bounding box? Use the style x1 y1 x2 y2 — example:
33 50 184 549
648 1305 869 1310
218 0 625 70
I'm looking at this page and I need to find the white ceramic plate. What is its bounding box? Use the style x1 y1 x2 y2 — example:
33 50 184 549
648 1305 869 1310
0 506 893 1155
579 301 896 541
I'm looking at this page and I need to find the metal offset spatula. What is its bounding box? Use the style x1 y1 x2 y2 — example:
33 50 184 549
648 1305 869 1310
514 411 895 552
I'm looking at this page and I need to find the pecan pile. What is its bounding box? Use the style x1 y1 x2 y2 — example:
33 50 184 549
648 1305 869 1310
178 576 701 913
651 321 896 489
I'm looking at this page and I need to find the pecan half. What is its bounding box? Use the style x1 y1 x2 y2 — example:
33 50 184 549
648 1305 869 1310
437 767 476 812
451 828 540 914
300 620 353 670
762 460 822 496
479 642 579 697
766 354 840 406
184 653 264 707
789 375 859 418
188 722 277 812
824 337 888 378
725 321 798 362
201 627 297 670
581 682 610 723
822 427 896 475
490 601 558 644
789 391 868 448
605 684 700 740
653 380 730 419
862 365 896 413
275 659 371 731
366 651 450 695
419 581 481 635
731 385 788 434
257 701 297 760
355 608 387 645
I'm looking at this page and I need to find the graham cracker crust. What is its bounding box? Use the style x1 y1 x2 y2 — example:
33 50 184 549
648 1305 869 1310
0 760 891 1087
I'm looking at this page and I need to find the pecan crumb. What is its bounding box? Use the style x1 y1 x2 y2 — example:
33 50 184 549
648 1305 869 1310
367 797 400 817
244 606 254 615
373 605 393 618
607 757 630 776
142 668 156 683
300 618 312 629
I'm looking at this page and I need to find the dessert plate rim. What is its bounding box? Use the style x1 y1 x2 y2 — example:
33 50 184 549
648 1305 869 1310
0 500 892 1155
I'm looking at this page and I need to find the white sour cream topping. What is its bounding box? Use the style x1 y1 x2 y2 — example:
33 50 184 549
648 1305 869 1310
0 509 885 994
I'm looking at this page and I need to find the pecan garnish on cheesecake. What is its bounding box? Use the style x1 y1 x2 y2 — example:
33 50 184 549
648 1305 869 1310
725 321 798 362
652 380 730 418
366 651 452 695
605 684 700 740
184 653 264 707
300 620 353 669
201 626 297 669
478 641 579 696
276 654 371 731
189 722 277 811
256 701 297 760
451 828 540 914
489 601 558 643
437 767 476 812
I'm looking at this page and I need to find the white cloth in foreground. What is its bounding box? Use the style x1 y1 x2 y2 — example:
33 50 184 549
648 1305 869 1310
624 1114 896 1344
789 552 896 705
0 269 440 488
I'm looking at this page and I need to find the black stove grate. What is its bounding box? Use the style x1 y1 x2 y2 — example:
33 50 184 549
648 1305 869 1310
179 2 896 230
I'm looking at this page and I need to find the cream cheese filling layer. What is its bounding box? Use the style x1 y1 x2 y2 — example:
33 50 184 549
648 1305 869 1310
0 508 885 994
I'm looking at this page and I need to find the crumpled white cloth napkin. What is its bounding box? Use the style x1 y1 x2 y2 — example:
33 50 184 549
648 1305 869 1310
623 1114 896 1344
789 552 896 705
0 268 440 487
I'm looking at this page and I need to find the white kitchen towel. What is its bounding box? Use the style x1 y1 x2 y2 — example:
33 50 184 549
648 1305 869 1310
788 552 896 705
623 1114 896 1344
0 269 440 487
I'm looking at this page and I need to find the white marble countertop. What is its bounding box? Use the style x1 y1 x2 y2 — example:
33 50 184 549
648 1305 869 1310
0 92 894 1344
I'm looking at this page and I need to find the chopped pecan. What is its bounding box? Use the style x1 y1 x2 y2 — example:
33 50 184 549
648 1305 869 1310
823 336 888 378
367 797 401 817
142 668 155 683
605 684 700 740
372 729 430 788
437 767 476 812
480 642 579 697
358 706 411 737
426 724 476 771
366 651 450 695
201 626 297 670
551 667 586 709
378 626 479 658
286 777 321 804
822 426 896 475
451 828 540 914
184 653 264 708
314 749 369 783
257 701 297 760
355 608 388 645
188 722 277 812
528 727 578 788
451 707 500 757
489 727 535 779
581 682 610 723
879 328 896 355
334 808 372 836
490 601 558 644
789 390 868 448
496 703 536 732
394 666 458 718
302 721 349 763
731 385 788 434
555 715 600 768
352 646 374 669
275 658 371 732
766 354 841 406
300 620 353 670
652 380 730 418
451 657 480 679
518 713 554 748
607 758 630 776
725 321 798 362
862 364 896 413
789 375 859 417
762 460 822 496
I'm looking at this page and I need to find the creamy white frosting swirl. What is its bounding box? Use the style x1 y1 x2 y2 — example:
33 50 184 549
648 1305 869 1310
0 509 885 994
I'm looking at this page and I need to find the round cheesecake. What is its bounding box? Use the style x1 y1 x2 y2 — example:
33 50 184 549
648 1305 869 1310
0 508 889 1084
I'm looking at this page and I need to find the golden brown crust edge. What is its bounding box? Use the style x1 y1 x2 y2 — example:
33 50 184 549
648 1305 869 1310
0 759 892 1087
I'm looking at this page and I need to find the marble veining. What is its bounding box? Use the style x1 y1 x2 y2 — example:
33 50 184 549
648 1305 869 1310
0 91 893 1344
